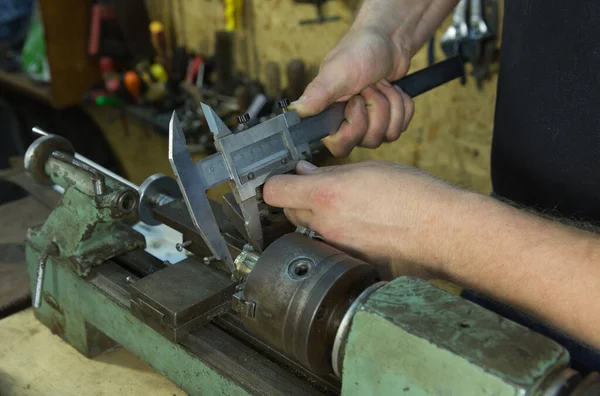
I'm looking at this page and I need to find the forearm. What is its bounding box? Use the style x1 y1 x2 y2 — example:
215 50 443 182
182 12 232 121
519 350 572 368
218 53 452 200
352 0 459 56
438 192 600 348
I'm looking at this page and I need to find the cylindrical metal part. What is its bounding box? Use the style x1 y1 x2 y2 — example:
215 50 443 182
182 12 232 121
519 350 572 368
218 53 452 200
286 59 306 102
233 249 259 280
24 134 75 184
240 233 380 375
331 281 386 378
32 127 138 191
264 62 281 99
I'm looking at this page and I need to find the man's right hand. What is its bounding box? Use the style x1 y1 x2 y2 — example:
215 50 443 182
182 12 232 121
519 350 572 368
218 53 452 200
292 0 459 157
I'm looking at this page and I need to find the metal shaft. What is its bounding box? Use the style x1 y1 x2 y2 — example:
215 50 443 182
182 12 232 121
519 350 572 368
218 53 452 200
32 127 139 191
33 242 59 308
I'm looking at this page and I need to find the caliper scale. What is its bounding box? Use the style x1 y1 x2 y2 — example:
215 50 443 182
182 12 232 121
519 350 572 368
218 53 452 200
169 56 465 271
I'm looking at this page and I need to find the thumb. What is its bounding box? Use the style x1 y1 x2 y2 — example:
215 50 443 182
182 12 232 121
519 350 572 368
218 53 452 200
291 53 358 117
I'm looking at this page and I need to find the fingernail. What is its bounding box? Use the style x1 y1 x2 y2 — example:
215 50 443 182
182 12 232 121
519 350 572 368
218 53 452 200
297 160 317 172
379 79 392 87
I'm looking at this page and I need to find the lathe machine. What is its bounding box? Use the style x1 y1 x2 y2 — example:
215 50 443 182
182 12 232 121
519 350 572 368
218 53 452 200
22 59 600 395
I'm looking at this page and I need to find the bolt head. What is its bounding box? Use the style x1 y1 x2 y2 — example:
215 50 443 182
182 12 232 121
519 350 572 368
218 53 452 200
237 113 250 124
277 98 290 109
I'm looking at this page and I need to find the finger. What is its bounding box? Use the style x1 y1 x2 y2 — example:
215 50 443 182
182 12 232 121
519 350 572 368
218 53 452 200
283 208 314 229
375 80 404 142
291 51 359 117
358 85 390 149
398 87 415 132
263 174 315 209
323 95 367 157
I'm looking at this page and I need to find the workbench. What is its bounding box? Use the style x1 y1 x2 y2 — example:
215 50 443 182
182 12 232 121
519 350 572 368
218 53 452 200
0 309 185 396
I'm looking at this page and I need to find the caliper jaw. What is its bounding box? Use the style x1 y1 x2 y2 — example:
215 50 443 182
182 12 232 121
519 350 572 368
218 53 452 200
168 103 306 273
169 114 235 271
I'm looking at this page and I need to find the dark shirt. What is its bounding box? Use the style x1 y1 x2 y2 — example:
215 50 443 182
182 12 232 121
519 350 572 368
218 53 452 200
485 0 600 372
492 0 600 222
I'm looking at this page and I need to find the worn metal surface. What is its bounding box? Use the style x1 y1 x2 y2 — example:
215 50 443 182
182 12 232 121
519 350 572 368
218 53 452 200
239 233 379 375
23 134 75 185
26 148 145 275
342 277 570 395
24 244 331 395
130 258 236 342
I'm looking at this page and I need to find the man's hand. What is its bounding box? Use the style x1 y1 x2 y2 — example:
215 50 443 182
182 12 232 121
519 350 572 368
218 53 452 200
293 27 415 157
263 160 464 279
265 160 600 349
292 0 459 156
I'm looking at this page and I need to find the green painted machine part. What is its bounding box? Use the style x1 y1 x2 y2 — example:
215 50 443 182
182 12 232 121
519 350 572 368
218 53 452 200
24 248 253 396
28 152 145 276
341 278 571 395
23 134 598 395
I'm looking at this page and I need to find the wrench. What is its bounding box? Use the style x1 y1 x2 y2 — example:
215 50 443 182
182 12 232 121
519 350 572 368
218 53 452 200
441 0 468 57
469 0 489 40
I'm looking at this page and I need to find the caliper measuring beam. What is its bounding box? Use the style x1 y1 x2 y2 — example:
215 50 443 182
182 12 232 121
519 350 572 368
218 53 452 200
169 56 465 271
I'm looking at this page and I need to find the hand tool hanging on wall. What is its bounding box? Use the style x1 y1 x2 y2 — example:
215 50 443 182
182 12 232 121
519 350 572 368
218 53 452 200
441 0 499 89
294 0 341 25
168 56 465 271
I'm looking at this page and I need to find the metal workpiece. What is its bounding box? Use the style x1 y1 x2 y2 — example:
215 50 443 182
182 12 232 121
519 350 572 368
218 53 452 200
138 173 181 226
24 133 75 184
238 233 380 375
232 247 259 281
340 277 574 395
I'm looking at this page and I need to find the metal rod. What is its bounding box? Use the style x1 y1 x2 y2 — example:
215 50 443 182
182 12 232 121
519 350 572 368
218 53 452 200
33 127 139 191
51 151 107 196
33 242 59 308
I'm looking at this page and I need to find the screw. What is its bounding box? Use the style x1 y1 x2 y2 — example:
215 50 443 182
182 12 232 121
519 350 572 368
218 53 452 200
280 158 287 165
277 98 290 113
237 113 250 129
247 172 255 180
176 240 192 252
203 255 216 265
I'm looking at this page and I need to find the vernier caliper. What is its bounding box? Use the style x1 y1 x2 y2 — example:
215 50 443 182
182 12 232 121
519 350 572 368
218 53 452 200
169 56 464 272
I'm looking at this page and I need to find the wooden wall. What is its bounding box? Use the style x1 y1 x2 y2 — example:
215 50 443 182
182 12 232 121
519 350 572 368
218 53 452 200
91 0 501 194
